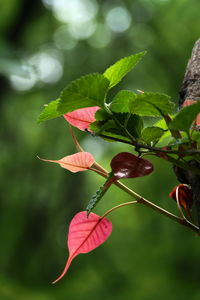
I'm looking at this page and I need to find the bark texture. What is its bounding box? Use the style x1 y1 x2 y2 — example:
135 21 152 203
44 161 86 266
174 38 200 226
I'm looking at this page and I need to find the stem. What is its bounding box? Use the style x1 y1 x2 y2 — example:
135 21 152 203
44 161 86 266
70 128 200 235
91 164 200 235
101 201 138 219
99 133 200 156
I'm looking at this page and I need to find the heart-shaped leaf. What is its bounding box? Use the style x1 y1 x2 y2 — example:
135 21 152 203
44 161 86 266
52 211 112 284
110 152 154 180
64 106 100 131
38 152 95 173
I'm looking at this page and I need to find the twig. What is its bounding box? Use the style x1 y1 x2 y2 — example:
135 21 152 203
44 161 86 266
70 128 200 235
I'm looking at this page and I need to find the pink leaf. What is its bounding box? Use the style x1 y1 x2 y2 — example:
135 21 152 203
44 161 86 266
110 152 154 180
52 211 112 284
38 152 95 173
64 106 100 131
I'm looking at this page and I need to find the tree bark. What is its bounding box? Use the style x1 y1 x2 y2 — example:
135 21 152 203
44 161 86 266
174 38 200 226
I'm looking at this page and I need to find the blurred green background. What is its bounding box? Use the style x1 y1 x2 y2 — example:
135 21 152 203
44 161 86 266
1 0 200 299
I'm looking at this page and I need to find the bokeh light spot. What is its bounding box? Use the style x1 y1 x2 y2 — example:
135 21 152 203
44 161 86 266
106 6 132 33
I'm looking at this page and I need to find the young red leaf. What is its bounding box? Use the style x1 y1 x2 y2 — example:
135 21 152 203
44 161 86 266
110 152 154 180
38 152 95 173
169 184 193 217
64 106 100 131
52 211 112 284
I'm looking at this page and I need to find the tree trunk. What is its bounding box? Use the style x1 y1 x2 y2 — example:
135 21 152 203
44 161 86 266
174 38 200 226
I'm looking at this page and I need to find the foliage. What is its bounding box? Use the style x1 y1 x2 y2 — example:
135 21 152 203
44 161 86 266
39 52 200 283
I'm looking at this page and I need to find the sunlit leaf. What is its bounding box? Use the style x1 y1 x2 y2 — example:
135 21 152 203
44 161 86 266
170 101 200 132
38 152 95 173
64 106 100 131
38 99 62 123
110 152 154 179
52 211 112 284
103 52 146 89
58 73 110 114
110 91 174 116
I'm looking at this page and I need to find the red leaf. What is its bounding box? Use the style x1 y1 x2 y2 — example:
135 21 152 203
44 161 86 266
64 106 100 131
38 152 95 173
110 152 154 180
169 184 193 216
52 211 112 284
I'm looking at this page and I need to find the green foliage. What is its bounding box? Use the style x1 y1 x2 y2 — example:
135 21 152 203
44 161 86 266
169 101 200 132
103 52 146 89
38 74 110 121
38 99 61 123
141 126 165 144
110 91 174 116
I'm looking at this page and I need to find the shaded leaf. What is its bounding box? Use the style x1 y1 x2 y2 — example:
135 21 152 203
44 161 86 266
110 152 154 180
103 52 146 89
90 112 143 140
110 91 174 116
38 152 95 173
38 99 62 123
64 106 100 131
58 73 110 114
169 101 200 132
141 126 165 144
52 211 112 284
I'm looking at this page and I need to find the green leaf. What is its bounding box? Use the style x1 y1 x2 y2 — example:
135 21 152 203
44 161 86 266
86 173 114 215
110 91 174 116
110 90 137 113
86 185 105 215
169 101 200 132
38 99 62 123
57 73 110 114
103 52 146 89
115 113 144 139
141 126 165 144
191 131 200 148
90 120 131 143
95 109 110 121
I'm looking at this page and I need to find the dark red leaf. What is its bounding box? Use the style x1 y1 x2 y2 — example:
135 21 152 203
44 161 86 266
169 184 193 216
110 152 154 180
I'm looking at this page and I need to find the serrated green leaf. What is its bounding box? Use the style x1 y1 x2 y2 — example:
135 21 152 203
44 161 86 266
86 173 114 215
95 109 110 121
86 185 105 215
110 91 174 116
90 120 131 143
141 126 165 144
110 90 137 113
169 101 200 132
38 99 62 123
103 52 146 89
57 73 110 114
115 113 144 138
